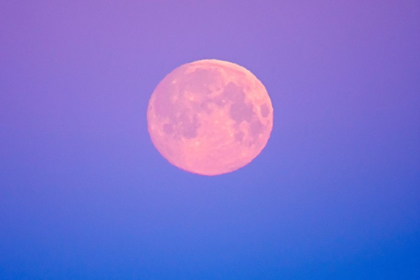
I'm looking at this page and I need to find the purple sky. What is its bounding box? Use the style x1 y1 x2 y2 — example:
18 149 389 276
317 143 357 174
1 1 419 279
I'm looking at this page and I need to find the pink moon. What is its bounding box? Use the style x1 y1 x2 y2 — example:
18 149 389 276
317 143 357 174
147 59 273 176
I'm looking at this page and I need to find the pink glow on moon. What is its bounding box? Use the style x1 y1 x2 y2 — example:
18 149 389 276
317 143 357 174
147 59 273 176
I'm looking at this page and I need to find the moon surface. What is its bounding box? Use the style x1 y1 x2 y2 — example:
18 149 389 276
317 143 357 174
147 59 273 176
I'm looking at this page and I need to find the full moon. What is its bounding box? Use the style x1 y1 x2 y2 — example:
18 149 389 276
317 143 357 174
147 59 273 176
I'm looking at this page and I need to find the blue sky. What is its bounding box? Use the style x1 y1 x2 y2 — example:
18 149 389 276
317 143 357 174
1 1 419 279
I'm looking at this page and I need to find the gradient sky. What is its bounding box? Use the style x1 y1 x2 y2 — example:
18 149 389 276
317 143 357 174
1 1 419 279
